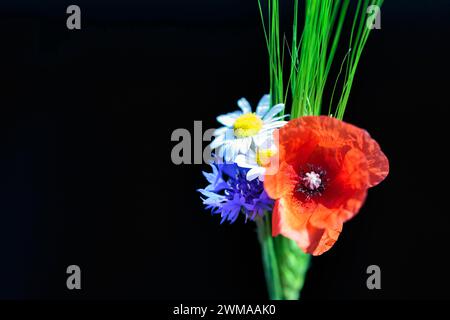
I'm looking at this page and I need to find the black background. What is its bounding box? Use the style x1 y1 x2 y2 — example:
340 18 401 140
0 0 449 300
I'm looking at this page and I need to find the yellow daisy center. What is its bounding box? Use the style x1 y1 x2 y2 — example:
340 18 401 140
233 113 263 138
256 148 276 166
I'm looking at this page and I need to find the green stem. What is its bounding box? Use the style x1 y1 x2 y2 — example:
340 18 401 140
256 216 283 300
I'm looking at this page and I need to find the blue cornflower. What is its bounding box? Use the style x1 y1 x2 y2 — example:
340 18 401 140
198 163 273 223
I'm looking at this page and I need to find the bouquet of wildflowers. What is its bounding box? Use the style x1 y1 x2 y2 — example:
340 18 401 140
199 0 388 300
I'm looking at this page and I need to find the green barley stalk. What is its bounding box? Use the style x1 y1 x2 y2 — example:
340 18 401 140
256 0 384 300
258 0 284 107
290 0 384 119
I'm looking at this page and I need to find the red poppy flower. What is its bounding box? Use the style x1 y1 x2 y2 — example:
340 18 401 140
264 116 389 255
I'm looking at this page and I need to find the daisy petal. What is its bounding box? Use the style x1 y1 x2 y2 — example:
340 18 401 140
235 154 257 168
238 137 252 154
213 127 228 136
237 98 252 114
217 111 242 126
270 114 290 122
262 120 288 130
224 142 240 162
246 167 265 181
256 94 270 117
217 145 226 159
210 135 224 149
263 103 285 121
253 133 273 147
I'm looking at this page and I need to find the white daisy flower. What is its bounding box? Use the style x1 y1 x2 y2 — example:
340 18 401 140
210 95 287 162
235 138 278 181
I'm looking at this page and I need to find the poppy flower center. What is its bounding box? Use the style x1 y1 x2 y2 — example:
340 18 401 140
296 165 328 199
233 113 263 138
303 172 322 190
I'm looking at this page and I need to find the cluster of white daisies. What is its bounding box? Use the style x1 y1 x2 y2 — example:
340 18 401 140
210 95 287 181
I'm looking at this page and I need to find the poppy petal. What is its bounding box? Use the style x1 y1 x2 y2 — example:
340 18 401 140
358 131 389 187
264 161 298 199
305 223 342 256
272 198 311 250
308 204 342 230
